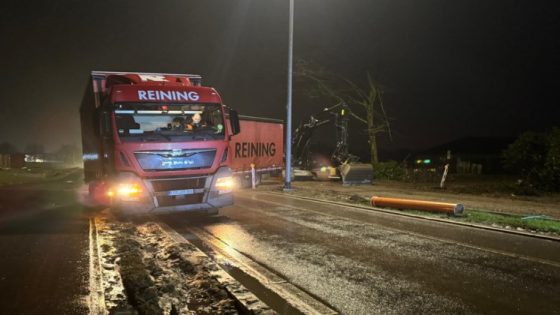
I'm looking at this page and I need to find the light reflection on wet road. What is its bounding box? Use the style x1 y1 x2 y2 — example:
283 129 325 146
167 191 560 315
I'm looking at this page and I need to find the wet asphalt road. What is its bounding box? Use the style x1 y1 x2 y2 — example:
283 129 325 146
0 171 89 314
167 190 560 315
1 173 559 315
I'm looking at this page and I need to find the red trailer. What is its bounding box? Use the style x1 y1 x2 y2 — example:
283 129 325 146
230 116 284 186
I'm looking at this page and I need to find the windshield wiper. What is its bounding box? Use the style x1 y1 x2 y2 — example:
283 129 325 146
193 133 223 141
141 134 172 142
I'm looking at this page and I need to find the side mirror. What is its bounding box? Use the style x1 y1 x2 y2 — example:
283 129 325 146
230 109 241 135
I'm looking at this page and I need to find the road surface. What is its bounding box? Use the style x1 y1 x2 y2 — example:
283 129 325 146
1 173 559 314
165 190 560 315
0 170 89 314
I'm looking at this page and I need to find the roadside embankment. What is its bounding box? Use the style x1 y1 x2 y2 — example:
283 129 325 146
0 164 78 187
257 178 560 236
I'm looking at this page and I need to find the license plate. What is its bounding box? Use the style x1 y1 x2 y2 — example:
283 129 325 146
168 189 194 196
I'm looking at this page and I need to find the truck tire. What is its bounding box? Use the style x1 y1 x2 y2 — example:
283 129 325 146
235 173 262 188
238 176 252 188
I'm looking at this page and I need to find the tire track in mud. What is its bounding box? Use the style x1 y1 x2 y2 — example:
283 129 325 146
90 212 273 315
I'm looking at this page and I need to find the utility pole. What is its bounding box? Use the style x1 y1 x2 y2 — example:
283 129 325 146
284 0 294 191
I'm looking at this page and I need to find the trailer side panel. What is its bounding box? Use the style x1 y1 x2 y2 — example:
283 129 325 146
230 119 284 175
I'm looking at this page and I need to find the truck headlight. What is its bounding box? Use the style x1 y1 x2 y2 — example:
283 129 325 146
214 176 234 193
108 182 144 199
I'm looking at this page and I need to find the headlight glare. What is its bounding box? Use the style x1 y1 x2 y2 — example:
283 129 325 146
108 182 144 199
215 176 234 193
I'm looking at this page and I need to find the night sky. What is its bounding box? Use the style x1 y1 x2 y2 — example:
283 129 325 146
1 1 558 154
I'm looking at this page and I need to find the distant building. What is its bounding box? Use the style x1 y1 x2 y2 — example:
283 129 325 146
414 137 516 174
0 153 25 169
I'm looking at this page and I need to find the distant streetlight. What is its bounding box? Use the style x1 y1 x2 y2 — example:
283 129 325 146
284 0 294 191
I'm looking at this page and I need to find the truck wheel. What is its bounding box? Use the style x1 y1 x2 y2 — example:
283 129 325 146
236 173 261 188
239 176 252 188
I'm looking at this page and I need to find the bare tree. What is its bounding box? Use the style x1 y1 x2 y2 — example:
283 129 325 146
295 60 391 164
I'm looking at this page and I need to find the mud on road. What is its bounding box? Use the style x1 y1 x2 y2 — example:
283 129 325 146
93 212 273 315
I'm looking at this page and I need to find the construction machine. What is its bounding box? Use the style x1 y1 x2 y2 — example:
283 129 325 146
292 103 373 185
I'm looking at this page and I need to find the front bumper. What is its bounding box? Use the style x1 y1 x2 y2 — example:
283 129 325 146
111 167 234 215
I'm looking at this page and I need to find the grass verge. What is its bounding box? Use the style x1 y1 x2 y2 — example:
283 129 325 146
394 207 560 235
0 164 75 187
459 210 560 234
369 206 560 235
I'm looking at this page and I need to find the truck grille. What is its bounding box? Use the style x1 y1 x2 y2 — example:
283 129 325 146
150 177 206 192
135 149 216 171
156 193 204 207
148 177 207 207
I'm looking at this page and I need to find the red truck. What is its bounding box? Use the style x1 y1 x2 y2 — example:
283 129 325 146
80 71 283 215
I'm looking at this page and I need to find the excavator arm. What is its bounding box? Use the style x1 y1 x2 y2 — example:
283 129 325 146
291 103 373 184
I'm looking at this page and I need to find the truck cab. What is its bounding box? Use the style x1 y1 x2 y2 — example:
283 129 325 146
81 71 240 215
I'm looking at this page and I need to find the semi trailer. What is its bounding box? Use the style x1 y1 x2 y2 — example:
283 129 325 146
80 71 283 215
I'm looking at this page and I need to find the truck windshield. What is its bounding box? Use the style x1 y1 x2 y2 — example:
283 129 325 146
114 103 225 142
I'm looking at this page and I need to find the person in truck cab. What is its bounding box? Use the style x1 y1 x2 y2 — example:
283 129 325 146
185 113 206 130
171 117 184 130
